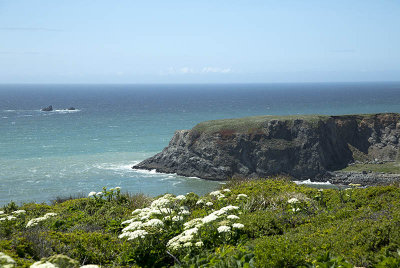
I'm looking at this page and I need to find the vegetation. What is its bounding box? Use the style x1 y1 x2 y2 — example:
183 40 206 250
341 162 400 174
192 114 329 134
1 179 400 267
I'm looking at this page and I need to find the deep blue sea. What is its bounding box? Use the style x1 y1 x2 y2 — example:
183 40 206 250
1 83 400 205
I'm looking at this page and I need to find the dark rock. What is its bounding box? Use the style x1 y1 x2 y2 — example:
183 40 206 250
67 107 76 110
41 105 53 111
133 113 400 182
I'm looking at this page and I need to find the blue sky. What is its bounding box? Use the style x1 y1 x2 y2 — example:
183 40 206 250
0 0 399 83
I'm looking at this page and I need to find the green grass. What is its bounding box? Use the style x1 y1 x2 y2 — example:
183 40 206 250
192 114 329 134
341 162 400 174
190 113 394 134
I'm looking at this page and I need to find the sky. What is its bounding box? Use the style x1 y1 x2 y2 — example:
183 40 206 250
0 0 399 83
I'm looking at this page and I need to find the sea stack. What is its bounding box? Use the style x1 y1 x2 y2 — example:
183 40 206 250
41 105 53 111
133 113 400 181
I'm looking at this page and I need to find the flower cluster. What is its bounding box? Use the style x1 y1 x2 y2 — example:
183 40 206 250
0 209 26 222
119 193 182 241
118 188 248 253
87 186 122 202
0 252 16 267
26 213 57 228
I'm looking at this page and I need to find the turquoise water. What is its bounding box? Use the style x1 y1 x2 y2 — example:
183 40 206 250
1 83 400 205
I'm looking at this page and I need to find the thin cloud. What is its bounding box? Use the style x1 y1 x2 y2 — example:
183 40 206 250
162 66 232 75
0 27 63 32
201 67 231 73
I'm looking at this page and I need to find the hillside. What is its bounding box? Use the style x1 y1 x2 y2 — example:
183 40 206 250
1 179 400 267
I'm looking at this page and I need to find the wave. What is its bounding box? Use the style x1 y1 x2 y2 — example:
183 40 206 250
294 179 331 185
50 109 81 114
94 162 138 172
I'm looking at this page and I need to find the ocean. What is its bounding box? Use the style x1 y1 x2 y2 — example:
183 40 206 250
1 83 400 205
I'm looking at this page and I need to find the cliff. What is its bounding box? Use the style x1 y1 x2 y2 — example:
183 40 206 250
133 113 400 181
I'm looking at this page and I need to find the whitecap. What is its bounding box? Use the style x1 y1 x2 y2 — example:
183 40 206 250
52 109 81 114
132 168 159 175
93 162 139 172
294 179 331 185
2 116 8 119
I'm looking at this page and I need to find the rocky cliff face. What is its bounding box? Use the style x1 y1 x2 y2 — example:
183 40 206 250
133 113 400 181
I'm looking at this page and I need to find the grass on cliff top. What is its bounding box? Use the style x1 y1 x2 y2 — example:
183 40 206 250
192 114 329 134
341 162 400 174
191 113 397 134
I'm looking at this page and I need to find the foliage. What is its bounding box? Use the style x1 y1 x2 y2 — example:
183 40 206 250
1 180 400 267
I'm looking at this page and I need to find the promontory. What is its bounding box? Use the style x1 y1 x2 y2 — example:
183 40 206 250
133 113 400 184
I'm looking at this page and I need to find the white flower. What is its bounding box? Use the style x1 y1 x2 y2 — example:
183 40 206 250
122 221 143 232
115 186 121 190
151 196 173 208
172 216 184 222
44 213 57 218
236 194 248 199
183 227 198 236
0 211 4 215
12 210 26 215
292 208 301 212
163 216 171 221
206 202 213 206
143 219 164 228
227 215 240 220
209 190 221 196
196 199 204 205
30 261 57 268
223 189 231 192
232 223 244 229
132 209 142 215
80 265 101 268
96 192 103 196
217 194 225 200
0 252 16 266
217 225 231 233
121 219 135 225
158 208 173 214
88 191 97 197
287 198 299 204
140 215 150 221
179 209 190 216
122 229 148 240
0 216 16 221
26 213 57 228
195 241 204 247
202 214 219 223
183 242 192 248
167 228 198 250
183 218 202 229
219 205 239 213
176 195 186 200
109 188 115 191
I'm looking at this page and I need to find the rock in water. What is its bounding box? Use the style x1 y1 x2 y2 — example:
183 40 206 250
67 107 76 110
133 113 400 181
41 105 53 111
